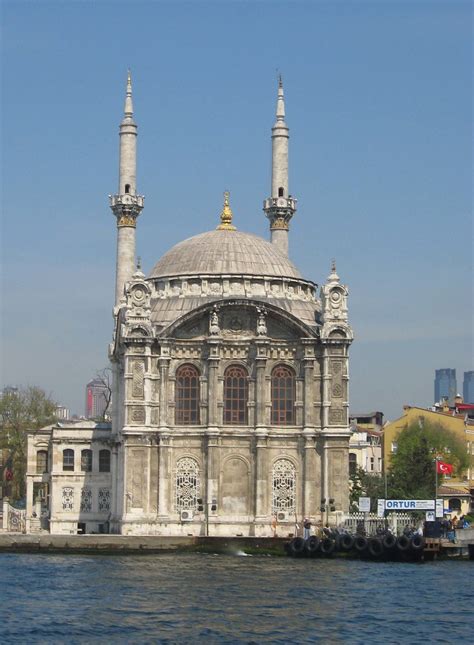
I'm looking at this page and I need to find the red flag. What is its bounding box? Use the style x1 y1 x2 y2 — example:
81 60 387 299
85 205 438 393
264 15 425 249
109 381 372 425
437 460 453 475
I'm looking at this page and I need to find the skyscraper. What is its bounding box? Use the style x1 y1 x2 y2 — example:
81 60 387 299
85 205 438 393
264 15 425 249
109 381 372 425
463 371 474 404
85 378 110 419
434 368 456 405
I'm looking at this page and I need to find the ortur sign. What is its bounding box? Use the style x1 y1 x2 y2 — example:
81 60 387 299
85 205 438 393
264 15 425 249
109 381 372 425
383 500 435 511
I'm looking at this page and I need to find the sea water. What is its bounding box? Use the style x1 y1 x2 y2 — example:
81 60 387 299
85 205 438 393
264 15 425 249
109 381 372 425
1 553 472 643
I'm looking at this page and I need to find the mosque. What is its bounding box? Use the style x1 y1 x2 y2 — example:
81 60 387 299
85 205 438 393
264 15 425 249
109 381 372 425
26 74 353 536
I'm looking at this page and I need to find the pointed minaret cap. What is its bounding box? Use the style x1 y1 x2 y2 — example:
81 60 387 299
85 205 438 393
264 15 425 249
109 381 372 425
123 69 134 120
216 191 236 231
327 258 340 283
276 73 286 122
132 256 145 280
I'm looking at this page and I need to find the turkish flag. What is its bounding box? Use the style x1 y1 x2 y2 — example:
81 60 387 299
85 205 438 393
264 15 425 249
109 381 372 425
437 460 453 475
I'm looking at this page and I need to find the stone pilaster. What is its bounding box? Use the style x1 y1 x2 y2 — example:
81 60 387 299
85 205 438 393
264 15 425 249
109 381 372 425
255 431 269 519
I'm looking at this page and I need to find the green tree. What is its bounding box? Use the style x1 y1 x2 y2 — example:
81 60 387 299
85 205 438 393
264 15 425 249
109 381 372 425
388 421 469 499
350 467 386 512
0 386 57 501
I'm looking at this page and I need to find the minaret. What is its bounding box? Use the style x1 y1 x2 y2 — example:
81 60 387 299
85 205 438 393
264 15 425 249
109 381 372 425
263 76 297 256
109 71 144 305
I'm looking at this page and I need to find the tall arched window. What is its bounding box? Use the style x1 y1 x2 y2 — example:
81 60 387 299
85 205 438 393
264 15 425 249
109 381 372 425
271 365 296 425
175 457 200 511
63 449 74 472
81 449 93 472
349 453 357 476
36 450 48 474
272 459 296 515
223 365 248 425
175 364 200 425
99 449 111 472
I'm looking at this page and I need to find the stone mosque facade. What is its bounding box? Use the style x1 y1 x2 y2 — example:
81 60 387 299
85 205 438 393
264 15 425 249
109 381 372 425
26 75 353 536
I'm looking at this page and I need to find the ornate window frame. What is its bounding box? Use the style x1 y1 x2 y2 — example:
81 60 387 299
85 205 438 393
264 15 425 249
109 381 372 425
223 365 249 425
271 458 296 515
175 364 201 425
175 457 200 512
271 364 296 425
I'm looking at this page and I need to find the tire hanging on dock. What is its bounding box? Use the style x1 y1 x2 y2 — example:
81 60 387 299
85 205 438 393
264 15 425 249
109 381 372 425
397 535 411 551
320 537 336 556
340 533 355 551
410 535 425 551
382 533 397 550
368 538 384 558
304 535 320 556
354 535 368 553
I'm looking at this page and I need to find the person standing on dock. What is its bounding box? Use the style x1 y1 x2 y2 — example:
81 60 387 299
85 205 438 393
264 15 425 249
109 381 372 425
303 518 312 540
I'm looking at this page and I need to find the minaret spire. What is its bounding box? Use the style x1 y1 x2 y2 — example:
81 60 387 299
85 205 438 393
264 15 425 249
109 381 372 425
263 75 297 256
109 71 144 305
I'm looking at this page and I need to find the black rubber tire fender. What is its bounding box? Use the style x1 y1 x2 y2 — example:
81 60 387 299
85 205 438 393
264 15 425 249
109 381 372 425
368 537 384 558
290 536 306 557
340 533 355 551
397 534 411 551
354 535 368 552
410 534 425 551
382 533 397 550
304 535 320 555
320 537 335 555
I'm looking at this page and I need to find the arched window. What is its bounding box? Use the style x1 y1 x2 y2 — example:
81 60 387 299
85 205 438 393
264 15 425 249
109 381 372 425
175 364 200 425
176 457 200 511
36 450 48 474
223 365 248 425
271 365 296 425
272 459 296 515
99 449 111 472
449 498 462 511
349 453 357 476
63 449 74 472
81 449 93 472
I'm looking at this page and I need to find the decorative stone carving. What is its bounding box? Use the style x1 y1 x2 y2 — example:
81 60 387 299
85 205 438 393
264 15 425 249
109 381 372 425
329 408 345 424
256 307 267 336
132 360 145 399
209 307 220 336
129 406 146 424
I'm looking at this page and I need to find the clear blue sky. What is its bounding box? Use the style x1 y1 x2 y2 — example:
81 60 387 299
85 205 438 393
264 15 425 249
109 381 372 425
1 0 472 419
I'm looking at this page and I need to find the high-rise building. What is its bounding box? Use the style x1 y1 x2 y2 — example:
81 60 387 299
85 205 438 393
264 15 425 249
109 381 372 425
463 371 474 404
85 378 109 419
434 368 456 405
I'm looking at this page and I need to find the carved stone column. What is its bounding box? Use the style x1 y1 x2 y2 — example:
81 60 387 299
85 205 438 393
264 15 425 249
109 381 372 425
302 430 318 518
322 345 330 429
158 344 171 428
302 340 315 428
255 340 269 427
157 432 171 519
254 431 269 519
207 339 221 428
206 431 220 534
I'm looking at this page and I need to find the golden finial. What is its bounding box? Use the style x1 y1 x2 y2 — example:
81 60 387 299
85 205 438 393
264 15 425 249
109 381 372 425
216 190 236 231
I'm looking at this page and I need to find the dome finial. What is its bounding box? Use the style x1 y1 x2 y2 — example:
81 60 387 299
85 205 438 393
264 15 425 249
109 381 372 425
217 190 236 231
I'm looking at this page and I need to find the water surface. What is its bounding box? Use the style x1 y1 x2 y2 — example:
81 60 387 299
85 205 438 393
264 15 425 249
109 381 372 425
1 553 472 643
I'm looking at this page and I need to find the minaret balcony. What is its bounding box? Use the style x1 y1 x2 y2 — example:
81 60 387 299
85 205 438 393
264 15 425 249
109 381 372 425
109 194 144 209
263 196 297 213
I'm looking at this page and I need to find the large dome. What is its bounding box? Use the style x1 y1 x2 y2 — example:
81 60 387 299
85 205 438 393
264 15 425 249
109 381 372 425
148 229 302 280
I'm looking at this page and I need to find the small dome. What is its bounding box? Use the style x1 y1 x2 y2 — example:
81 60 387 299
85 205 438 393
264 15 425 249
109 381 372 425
148 230 302 280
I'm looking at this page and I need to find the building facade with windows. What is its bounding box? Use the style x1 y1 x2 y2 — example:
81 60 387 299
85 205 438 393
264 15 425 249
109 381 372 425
26 75 353 535
464 371 474 404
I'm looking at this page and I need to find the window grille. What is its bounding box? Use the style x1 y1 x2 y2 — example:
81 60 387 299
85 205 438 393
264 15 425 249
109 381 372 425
175 365 200 425
272 459 296 514
62 487 74 511
271 365 296 425
175 457 200 511
99 449 111 472
98 488 111 512
223 365 248 425
63 449 74 472
36 450 48 474
80 488 92 512
81 449 93 472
